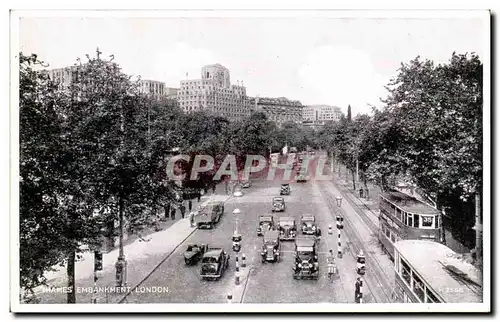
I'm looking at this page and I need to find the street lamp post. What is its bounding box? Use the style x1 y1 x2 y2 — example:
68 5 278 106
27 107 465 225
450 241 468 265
335 196 344 258
232 208 242 253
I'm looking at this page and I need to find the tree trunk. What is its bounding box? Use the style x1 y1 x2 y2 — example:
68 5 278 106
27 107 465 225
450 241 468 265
67 251 76 303
351 168 356 191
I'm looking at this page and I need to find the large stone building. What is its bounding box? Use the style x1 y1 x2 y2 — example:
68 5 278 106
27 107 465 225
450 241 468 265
301 105 343 129
250 96 303 127
177 64 253 121
44 66 78 90
138 79 166 98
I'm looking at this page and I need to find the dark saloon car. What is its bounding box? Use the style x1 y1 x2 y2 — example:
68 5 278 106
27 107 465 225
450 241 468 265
200 248 230 280
257 215 275 236
272 197 286 212
278 216 297 241
261 230 281 263
280 183 291 195
300 215 321 236
293 237 319 280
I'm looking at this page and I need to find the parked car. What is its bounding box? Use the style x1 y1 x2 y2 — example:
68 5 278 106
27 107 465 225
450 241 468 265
257 215 275 236
183 244 208 265
260 230 281 263
194 201 224 229
278 216 297 241
200 247 230 280
280 183 291 195
300 215 321 236
272 197 286 212
292 237 319 280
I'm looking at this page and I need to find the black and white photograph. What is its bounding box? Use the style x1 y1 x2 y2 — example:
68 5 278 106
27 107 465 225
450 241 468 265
9 8 490 313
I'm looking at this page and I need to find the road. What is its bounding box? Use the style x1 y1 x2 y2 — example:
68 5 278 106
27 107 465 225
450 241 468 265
121 153 393 304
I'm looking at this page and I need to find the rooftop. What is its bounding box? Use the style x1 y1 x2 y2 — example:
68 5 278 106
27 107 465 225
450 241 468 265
394 240 482 303
296 237 316 247
382 190 440 215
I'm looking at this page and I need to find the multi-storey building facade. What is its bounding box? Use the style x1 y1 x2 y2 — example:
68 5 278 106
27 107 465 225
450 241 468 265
44 66 78 90
302 105 343 122
138 79 166 98
301 105 343 129
250 96 303 127
177 64 253 121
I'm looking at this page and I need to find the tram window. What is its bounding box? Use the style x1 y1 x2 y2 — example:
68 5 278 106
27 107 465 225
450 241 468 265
421 216 434 227
385 228 391 238
391 233 396 243
401 258 411 285
404 213 408 225
414 214 420 228
412 272 425 302
426 289 440 303
396 208 402 221
408 214 413 227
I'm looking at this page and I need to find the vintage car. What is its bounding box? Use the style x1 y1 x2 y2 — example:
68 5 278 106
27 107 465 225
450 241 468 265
183 243 208 265
257 215 275 236
296 173 308 182
241 180 251 188
194 201 224 229
292 237 319 280
261 230 281 263
278 216 297 241
200 247 230 280
272 197 286 212
300 215 321 236
280 183 291 195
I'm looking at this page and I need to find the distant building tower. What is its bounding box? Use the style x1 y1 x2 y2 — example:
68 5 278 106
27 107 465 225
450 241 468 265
177 63 252 121
201 64 231 88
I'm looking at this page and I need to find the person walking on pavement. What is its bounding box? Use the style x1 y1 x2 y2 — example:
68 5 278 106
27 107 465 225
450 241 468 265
327 249 337 281
190 211 195 227
188 200 193 212
180 203 186 219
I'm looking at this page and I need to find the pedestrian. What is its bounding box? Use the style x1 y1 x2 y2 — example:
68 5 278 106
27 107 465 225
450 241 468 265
190 212 195 227
170 207 176 220
327 249 336 281
197 191 201 202
180 204 186 219
164 203 171 221
188 200 193 212
212 182 216 194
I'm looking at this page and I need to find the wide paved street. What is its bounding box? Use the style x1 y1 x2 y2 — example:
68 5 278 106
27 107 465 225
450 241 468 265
121 154 395 304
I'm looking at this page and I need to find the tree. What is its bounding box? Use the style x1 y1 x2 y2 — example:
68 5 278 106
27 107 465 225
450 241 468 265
368 53 483 247
19 53 73 302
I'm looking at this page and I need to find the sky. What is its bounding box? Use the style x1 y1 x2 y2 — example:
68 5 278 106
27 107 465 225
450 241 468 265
18 13 487 116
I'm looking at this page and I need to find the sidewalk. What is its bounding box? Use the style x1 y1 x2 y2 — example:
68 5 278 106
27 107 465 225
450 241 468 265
32 183 231 304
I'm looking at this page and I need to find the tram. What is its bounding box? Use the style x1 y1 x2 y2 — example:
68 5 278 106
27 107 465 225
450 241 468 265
379 190 441 259
392 240 482 303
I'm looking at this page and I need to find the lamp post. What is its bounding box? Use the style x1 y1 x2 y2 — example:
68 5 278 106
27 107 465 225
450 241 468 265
335 196 344 258
232 208 242 253
233 208 241 234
